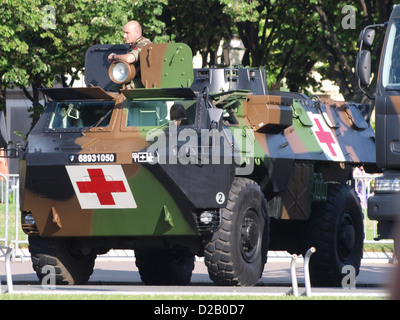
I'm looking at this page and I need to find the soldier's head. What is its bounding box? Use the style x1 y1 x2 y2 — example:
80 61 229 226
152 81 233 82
170 104 187 125
123 20 142 45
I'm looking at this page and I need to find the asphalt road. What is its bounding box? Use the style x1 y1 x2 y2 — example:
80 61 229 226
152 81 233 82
0 256 395 298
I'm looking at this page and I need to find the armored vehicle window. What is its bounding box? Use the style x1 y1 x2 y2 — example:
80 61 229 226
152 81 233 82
382 20 400 89
49 101 115 129
126 100 196 127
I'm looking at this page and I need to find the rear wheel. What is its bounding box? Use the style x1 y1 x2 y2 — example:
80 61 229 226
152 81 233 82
29 236 96 285
135 248 195 285
204 177 269 286
303 183 364 287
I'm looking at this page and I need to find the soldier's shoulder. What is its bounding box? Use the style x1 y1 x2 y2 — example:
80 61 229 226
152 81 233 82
137 37 152 47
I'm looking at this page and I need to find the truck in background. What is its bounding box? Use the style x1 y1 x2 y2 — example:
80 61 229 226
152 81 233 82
357 5 400 240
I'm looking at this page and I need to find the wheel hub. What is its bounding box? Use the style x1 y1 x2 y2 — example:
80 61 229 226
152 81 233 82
242 221 258 248
337 212 356 260
240 211 260 262
343 224 355 250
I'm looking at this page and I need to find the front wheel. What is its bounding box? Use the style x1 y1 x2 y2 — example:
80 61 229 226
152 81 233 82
204 178 269 286
28 236 96 285
303 183 364 287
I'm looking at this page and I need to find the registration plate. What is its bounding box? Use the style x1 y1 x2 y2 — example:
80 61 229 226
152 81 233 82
69 153 116 163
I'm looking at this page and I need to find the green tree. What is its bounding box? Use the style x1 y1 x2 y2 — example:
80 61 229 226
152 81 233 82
0 0 167 129
301 0 393 103
2 0 395 129
214 0 322 93
215 0 394 102
0 0 43 118
162 0 231 67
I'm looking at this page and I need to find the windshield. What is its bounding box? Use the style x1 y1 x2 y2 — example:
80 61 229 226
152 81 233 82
126 100 197 127
49 101 115 129
382 20 400 89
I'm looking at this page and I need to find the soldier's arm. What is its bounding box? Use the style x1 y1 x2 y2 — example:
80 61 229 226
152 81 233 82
108 52 136 64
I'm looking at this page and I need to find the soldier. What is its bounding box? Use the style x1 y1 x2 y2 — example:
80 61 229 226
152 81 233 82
108 20 152 88
170 103 187 125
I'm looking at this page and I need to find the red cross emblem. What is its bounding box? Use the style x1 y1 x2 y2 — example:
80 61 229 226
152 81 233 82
66 165 137 209
76 168 126 205
313 118 337 157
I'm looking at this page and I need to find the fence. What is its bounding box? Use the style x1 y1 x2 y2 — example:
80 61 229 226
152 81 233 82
0 174 27 260
0 173 392 258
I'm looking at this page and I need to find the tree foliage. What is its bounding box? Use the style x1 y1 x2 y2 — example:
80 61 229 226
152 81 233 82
0 0 167 128
162 0 230 67
216 0 393 101
301 0 393 102
0 0 396 130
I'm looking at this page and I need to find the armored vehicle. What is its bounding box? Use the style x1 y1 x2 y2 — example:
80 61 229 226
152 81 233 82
357 5 400 240
12 42 376 287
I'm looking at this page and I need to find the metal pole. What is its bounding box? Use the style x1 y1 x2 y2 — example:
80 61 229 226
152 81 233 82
0 245 13 294
303 247 316 297
4 245 13 293
290 254 299 297
0 174 9 247
12 178 21 262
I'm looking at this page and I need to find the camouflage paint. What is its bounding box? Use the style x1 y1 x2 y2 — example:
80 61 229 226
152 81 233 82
91 165 198 236
22 162 198 237
140 43 194 89
227 93 375 164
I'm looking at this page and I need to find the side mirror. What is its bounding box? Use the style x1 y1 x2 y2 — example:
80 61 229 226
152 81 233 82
359 28 375 47
356 23 386 99
357 50 372 87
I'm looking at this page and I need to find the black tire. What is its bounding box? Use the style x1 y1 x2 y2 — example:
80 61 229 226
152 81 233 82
135 248 195 285
303 183 364 287
28 236 96 285
204 177 269 286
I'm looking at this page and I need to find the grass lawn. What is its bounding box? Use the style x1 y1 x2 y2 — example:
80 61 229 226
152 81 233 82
0 202 28 247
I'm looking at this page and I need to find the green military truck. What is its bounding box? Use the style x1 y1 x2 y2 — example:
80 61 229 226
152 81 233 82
9 42 376 287
357 5 400 240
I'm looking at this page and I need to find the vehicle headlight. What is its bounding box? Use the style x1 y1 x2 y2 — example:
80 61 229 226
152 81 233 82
374 178 400 192
199 211 214 224
108 61 136 84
